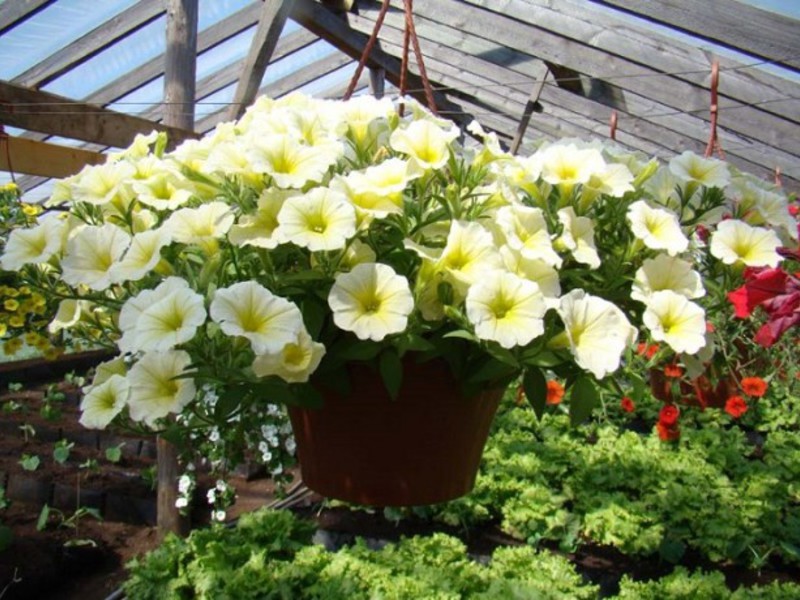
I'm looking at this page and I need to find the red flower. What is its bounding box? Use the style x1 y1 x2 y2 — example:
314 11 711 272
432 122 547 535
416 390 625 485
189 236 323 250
656 421 681 441
546 380 565 405
637 342 659 359
663 364 683 378
740 376 768 398
620 396 635 413
728 267 788 318
658 404 680 427
695 224 710 243
725 395 749 418
729 266 800 347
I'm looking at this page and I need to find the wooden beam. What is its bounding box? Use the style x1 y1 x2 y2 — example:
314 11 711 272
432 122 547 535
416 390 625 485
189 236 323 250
369 67 386 98
510 66 549 155
592 0 800 72
228 0 294 120
12 0 164 89
0 81 198 148
408 0 800 158
289 0 473 129
159 0 198 539
0 0 54 35
0 136 104 178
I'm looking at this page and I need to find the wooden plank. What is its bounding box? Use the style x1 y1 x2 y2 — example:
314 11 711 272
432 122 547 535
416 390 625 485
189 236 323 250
592 0 800 71
464 0 800 124
406 0 800 158
369 67 386 98
11 0 164 89
289 0 474 129
0 81 198 148
228 0 293 120
0 136 104 178
0 0 54 35
352 3 798 181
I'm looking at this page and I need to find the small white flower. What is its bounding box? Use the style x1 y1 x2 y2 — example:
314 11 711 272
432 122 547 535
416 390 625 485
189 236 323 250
175 497 189 509
213 510 227 522
207 489 217 504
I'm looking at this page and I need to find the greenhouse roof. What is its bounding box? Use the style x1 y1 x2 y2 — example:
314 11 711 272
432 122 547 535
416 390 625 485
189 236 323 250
1 0 799 198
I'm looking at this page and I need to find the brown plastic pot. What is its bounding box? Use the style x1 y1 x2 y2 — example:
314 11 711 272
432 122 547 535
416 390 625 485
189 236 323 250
288 356 504 507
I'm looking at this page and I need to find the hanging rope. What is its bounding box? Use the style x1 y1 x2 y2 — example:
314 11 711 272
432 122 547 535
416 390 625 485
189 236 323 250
343 0 392 101
342 0 437 115
774 166 782 187
609 110 618 141
704 60 725 159
0 123 16 185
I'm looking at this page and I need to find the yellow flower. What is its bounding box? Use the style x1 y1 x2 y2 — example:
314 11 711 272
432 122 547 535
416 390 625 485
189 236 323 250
3 337 23 355
9 315 24 328
0 323 7 337
22 204 41 217
4 299 19 312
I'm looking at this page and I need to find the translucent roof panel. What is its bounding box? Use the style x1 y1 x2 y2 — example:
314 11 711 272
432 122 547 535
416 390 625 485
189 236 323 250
0 0 137 80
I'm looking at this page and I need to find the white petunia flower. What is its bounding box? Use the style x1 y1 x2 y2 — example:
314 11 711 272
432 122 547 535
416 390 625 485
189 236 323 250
328 262 414 341
626 200 689 256
669 150 731 189
540 143 606 187
48 299 92 334
251 329 326 383
229 189 296 249
466 272 547 348
71 161 136 206
110 228 172 283
0 216 66 271
210 281 305 353
642 290 707 354
127 350 196 426
79 374 130 429
276 187 356 252
499 247 561 307
556 290 637 379
556 207 600 268
709 219 782 268
437 220 504 293
389 119 459 170
246 133 341 188
495 205 562 267
631 254 705 302
118 277 206 354
60 223 131 291
163 201 235 246
132 170 194 211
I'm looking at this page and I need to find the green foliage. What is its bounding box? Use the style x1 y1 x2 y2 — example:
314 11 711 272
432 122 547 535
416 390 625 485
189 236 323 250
19 453 40 471
428 395 800 567
105 443 125 464
123 509 597 600
53 439 75 465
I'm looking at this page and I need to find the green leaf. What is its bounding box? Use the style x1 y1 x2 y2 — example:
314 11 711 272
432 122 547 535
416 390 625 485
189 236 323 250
0 525 12 552
467 358 517 385
522 367 548 421
333 339 382 361
379 349 403 400
569 376 600 426
19 454 40 471
521 350 566 368
659 538 686 563
160 425 185 447
628 372 647 403
483 343 519 367
36 504 50 531
442 330 477 342
395 333 435 354
301 297 327 339
105 445 124 463
283 270 329 284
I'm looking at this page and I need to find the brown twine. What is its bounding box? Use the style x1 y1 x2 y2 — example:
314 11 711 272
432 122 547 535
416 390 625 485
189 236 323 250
774 166 782 187
0 122 16 185
704 60 725 159
343 0 392 101
609 110 618 141
342 0 437 116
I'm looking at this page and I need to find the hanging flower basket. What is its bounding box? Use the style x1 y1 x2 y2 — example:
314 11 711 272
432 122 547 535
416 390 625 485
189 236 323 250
289 355 503 506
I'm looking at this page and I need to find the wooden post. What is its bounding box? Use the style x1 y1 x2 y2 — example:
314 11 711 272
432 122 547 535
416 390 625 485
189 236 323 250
510 64 549 155
158 0 197 539
369 67 385 98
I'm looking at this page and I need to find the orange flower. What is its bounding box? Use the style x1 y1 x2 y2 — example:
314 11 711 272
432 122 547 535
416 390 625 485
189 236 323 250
740 376 768 398
663 364 683 378
620 396 635 413
637 342 659 359
546 380 565 405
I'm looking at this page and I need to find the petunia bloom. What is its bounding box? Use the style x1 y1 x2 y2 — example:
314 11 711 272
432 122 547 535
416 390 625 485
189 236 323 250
276 187 357 252
465 272 547 349
328 262 414 342
710 220 782 268
127 350 196 426
627 201 688 256
251 329 326 383
60 223 131 291
79 374 130 429
642 290 706 355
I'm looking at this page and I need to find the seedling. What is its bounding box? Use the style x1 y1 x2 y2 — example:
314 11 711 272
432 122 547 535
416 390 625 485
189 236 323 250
53 439 75 465
18 423 35 441
105 443 125 464
19 454 40 471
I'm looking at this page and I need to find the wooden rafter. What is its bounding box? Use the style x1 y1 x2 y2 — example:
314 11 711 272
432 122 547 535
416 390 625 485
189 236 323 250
0 135 103 178
228 0 294 120
592 0 800 72
0 81 198 148
0 0 54 35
